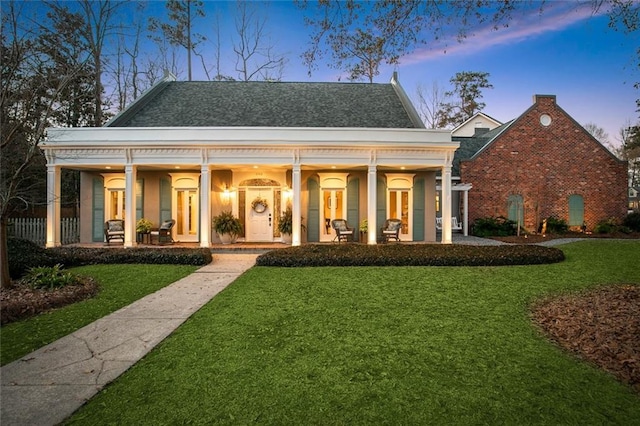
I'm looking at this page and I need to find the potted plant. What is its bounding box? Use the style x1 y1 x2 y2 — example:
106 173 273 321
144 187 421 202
136 218 153 233
277 206 305 244
136 218 153 243
359 219 368 242
212 211 243 244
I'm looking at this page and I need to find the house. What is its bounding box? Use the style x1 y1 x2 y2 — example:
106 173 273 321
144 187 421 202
42 73 460 247
439 112 504 234
630 186 640 213
459 95 628 232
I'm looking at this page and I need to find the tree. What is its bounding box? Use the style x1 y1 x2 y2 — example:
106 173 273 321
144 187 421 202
298 0 640 86
39 6 97 127
437 71 493 128
232 2 287 82
620 122 640 186
583 122 618 156
298 1 533 80
112 6 162 111
47 0 124 127
148 0 205 81
1 2 88 288
415 81 447 128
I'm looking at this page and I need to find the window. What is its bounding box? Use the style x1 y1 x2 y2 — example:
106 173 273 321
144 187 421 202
507 195 524 225
568 195 584 226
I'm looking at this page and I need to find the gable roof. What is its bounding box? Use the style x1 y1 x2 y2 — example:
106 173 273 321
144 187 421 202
107 74 422 129
463 95 624 164
451 112 502 137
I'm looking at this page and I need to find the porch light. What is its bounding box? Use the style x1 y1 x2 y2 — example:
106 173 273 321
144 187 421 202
284 186 293 200
105 166 111 169
222 184 231 202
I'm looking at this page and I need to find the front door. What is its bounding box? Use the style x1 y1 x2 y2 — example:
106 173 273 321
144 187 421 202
107 189 125 220
389 189 411 240
246 188 274 242
175 188 199 242
320 189 345 242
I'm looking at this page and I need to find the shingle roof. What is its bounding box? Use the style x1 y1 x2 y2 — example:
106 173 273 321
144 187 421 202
108 81 418 128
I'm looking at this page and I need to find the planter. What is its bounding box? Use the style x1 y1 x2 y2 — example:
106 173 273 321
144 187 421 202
281 233 292 244
218 233 235 245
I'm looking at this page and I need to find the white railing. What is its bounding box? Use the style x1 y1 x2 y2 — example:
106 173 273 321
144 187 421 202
8 217 80 246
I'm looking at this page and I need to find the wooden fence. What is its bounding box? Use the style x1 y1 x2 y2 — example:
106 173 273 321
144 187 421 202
8 218 80 246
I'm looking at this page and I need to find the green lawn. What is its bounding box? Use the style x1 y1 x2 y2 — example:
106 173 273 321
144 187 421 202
0 264 198 365
66 240 640 425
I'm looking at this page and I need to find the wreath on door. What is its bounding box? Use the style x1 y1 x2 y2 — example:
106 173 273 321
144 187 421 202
251 196 268 213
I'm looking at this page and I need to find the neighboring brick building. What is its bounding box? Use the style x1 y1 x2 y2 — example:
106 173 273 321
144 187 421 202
459 95 628 232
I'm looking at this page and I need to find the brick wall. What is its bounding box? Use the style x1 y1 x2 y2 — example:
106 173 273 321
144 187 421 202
460 95 628 232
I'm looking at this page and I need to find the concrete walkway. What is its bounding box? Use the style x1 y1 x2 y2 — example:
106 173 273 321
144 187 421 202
1 253 259 426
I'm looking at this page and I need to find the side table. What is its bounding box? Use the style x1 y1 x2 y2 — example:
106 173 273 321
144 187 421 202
137 232 151 244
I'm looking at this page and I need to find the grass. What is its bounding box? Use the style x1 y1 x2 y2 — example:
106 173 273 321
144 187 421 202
66 240 640 425
0 264 197 365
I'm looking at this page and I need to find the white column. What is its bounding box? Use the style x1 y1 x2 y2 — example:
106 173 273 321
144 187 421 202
441 165 452 244
463 188 469 236
367 165 377 244
124 165 137 247
292 164 302 246
46 165 61 248
200 165 211 247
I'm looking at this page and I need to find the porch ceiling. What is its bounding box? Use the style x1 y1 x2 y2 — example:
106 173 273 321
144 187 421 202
61 163 443 173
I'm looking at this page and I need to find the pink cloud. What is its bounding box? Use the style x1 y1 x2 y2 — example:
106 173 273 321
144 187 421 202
399 3 599 65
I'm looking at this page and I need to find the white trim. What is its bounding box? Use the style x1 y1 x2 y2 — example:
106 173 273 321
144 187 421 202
45 127 453 146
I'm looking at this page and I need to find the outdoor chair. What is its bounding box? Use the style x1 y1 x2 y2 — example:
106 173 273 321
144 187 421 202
436 217 463 232
331 219 354 243
104 219 125 244
381 218 402 242
151 219 175 244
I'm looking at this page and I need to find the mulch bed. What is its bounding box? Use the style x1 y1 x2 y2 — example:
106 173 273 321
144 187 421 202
493 232 640 244
0 277 99 325
531 284 640 392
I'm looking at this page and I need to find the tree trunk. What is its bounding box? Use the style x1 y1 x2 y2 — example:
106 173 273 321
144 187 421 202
0 216 13 289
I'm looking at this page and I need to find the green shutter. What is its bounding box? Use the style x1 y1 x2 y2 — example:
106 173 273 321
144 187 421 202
347 178 359 241
159 178 172 222
413 177 425 241
92 177 104 242
307 177 320 242
568 195 584 226
507 195 524 225
377 177 386 236
136 179 144 221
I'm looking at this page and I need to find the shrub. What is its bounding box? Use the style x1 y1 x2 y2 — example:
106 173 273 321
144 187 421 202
623 212 640 232
593 217 620 234
472 216 517 237
256 244 565 267
7 238 56 279
49 247 213 267
1 275 98 325
544 216 569 234
22 264 76 290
